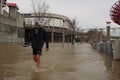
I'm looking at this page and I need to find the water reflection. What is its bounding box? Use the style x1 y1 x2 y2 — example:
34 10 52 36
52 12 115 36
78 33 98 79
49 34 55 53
112 60 120 80
101 53 120 80
0 43 20 78
0 43 120 80
0 43 32 80
32 73 42 80
104 55 113 73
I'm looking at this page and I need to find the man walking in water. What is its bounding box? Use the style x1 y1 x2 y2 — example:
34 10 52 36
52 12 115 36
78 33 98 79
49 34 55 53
28 22 49 71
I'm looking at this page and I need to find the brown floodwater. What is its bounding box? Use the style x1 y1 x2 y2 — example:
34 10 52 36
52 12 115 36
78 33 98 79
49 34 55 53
0 42 120 80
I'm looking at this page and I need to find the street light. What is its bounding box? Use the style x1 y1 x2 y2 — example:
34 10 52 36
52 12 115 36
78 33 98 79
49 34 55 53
106 21 111 27
106 21 111 41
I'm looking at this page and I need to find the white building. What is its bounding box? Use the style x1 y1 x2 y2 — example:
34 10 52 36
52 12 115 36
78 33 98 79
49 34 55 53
23 13 73 42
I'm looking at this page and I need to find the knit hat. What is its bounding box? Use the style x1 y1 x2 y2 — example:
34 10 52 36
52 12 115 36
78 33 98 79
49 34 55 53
35 22 39 26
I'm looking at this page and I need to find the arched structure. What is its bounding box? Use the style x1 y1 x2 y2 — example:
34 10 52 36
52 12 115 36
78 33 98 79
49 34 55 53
23 13 73 43
110 0 120 25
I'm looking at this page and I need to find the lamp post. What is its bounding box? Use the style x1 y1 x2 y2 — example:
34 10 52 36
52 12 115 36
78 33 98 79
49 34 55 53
106 21 111 41
99 28 103 41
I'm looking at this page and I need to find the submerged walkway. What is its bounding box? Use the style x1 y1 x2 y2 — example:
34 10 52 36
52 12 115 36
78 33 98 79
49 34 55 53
0 43 120 80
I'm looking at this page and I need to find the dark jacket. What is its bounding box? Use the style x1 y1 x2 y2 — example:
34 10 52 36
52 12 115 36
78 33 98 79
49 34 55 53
29 27 49 49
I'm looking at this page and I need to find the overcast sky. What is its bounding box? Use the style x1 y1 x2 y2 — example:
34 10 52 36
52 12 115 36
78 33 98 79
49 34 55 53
7 0 120 29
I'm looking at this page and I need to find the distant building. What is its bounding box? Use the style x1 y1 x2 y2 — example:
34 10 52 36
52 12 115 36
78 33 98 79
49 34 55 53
23 13 73 42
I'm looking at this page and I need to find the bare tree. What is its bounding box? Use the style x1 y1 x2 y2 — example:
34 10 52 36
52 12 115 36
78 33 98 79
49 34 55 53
31 0 51 26
71 18 78 45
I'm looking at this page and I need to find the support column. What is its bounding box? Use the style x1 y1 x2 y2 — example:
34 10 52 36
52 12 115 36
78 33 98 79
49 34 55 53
7 3 19 19
51 19 54 43
106 21 111 41
62 20 65 47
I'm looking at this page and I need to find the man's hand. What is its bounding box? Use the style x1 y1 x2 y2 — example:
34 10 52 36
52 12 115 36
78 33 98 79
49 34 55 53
46 48 49 51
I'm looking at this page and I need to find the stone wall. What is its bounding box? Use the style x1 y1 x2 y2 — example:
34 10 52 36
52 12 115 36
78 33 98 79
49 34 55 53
0 10 24 42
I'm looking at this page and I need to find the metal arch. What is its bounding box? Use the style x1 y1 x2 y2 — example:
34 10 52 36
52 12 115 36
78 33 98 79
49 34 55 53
24 13 73 28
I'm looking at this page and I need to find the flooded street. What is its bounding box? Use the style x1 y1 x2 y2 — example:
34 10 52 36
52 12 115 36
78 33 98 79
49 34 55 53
0 43 120 80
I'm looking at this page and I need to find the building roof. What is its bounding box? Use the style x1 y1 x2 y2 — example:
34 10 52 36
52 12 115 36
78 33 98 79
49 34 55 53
7 3 19 10
23 13 72 26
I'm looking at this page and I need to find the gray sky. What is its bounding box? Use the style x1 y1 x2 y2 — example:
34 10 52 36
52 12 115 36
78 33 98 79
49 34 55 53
7 0 120 29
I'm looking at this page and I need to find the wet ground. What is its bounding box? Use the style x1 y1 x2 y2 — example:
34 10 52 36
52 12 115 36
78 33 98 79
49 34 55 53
0 42 120 80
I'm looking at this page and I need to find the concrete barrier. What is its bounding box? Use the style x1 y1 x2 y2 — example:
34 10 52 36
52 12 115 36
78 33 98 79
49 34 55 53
91 40 113 57
107 41 113 56
112 40 120 60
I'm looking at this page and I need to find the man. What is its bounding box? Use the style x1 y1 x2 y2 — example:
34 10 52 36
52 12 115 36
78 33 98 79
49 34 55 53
28 22 49 70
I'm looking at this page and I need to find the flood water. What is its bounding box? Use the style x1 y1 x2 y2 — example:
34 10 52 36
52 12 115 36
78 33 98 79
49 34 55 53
0 42 120 80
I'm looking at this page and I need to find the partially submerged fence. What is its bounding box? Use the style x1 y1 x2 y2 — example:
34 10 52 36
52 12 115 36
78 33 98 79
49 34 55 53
91 40 120 60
